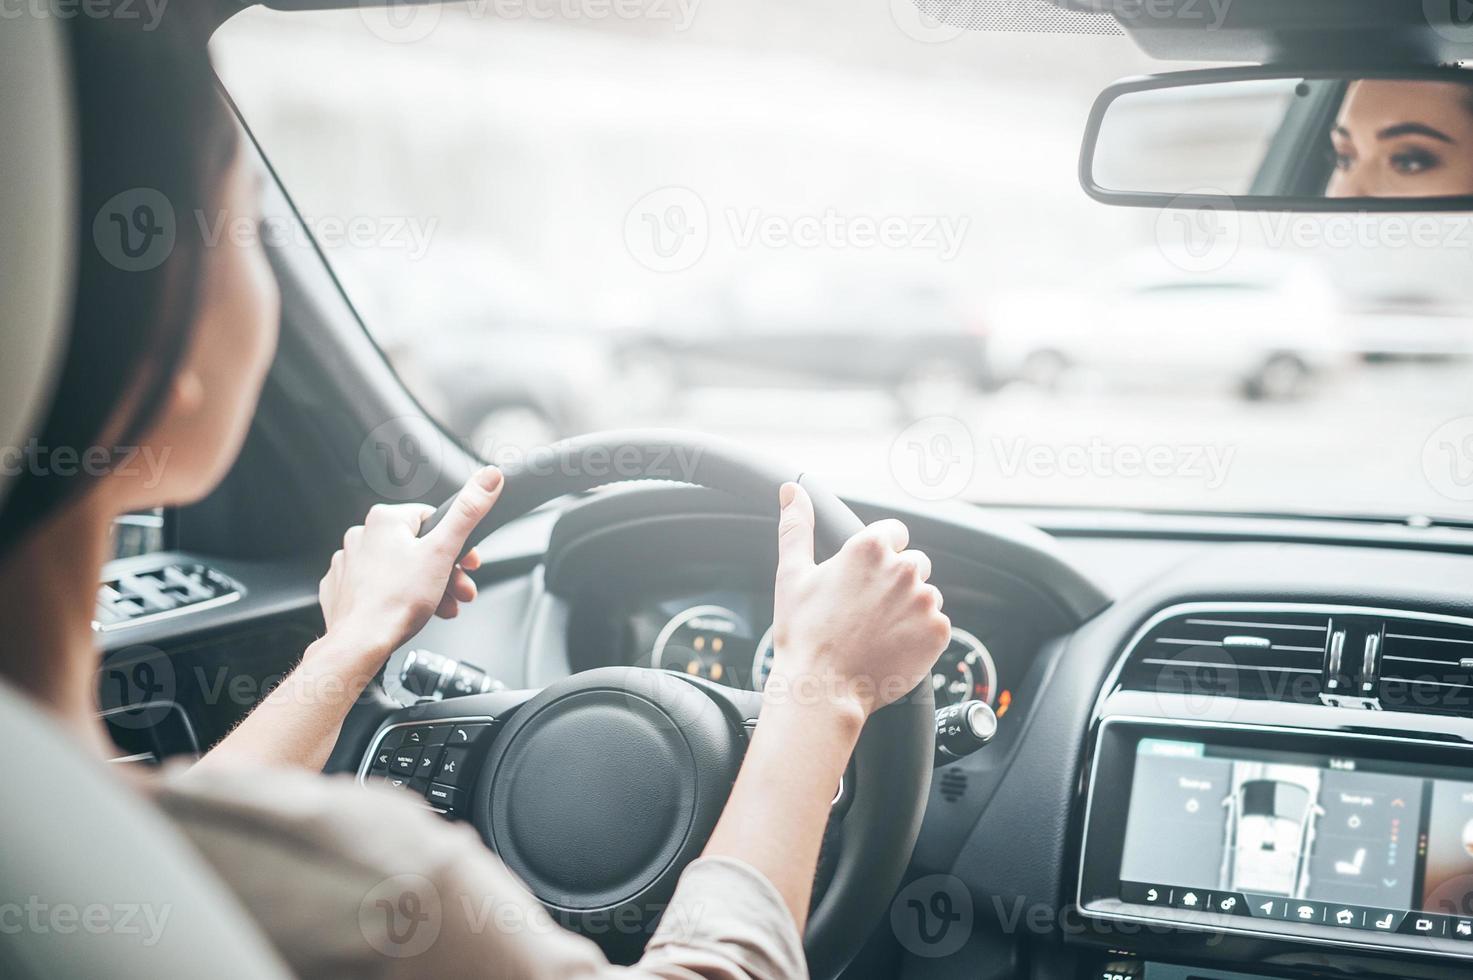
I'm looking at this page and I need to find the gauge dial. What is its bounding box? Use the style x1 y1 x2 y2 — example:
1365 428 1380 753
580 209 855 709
651 605 752 688
933 627 997 707
752 624 997 707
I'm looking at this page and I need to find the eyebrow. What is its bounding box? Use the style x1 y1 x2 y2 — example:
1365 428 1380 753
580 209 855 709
1334 122 1456 143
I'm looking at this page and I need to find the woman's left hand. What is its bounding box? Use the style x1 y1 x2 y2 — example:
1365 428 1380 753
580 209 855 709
317 465 504 666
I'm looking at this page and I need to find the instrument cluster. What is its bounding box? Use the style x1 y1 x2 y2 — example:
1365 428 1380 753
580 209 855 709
629 591 1011 712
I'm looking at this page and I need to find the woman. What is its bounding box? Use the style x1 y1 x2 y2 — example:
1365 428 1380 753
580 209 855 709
1326 79 1473 198
0 14 951 979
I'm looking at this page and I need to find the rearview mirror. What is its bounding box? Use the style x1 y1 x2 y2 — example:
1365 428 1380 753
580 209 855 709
1081 67 1473 211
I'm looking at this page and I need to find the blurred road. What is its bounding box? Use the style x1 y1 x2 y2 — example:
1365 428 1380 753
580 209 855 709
596 361 1473 522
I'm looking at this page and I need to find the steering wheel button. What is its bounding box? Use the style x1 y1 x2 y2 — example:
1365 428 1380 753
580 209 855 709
402 728 426 746
427 783 463 812
390 748 420 775
415 749 440 776
371 748 392 771
448 723 490 746
436 746 470 785
423 724 451 747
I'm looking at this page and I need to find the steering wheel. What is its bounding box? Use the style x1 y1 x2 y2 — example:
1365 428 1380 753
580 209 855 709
341 430 935 980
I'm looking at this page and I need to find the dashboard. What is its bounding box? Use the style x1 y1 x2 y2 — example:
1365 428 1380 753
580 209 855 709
542 492 1473 980
361 488 1473 980
574 585 1007 711
104 482 1473 980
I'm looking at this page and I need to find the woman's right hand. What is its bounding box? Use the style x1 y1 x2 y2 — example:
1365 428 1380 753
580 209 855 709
763 482 951 721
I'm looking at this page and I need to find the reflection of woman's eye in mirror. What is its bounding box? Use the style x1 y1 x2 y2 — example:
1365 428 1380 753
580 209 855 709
1388 145 1441 175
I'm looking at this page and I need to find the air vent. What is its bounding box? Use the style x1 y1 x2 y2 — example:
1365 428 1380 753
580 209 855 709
1121 608 1331 705
94 562 241 631
939 768 967 802
1378 618 1473 718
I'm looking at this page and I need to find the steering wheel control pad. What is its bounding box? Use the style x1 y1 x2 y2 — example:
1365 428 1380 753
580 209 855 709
474 668 741 917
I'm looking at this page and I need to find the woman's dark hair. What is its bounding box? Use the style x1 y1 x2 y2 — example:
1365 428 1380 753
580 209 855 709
0 11 238 554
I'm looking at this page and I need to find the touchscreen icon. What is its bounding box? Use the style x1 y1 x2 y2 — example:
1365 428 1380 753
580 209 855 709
1373 913 1395 930
1334 909 1356 926
1145 888 1159 903
1296 905 1316 920
1414 917 1436 933
1333 847 1366 877
1217 896 1237 913
1456 920 1472 938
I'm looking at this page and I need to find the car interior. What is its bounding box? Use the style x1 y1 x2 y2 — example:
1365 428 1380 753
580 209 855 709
10 1 1473 979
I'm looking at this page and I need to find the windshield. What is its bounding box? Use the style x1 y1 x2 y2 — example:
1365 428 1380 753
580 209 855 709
213 4 1473 521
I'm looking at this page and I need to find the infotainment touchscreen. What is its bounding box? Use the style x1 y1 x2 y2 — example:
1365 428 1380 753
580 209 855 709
1113 736 1473 939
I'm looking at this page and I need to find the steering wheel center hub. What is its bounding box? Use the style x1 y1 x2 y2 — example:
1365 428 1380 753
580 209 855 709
474 668 742 914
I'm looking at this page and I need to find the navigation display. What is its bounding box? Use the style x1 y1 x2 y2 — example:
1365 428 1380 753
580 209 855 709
1116 737 1473 938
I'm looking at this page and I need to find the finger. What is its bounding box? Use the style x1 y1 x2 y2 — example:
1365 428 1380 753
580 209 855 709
426 466 504 557
898 549 932 582
460 547 482 573
446 567 477 604
343 526 364 551
923 584 944 613
434 594 460 620
865 518 909 553
775 482 816 570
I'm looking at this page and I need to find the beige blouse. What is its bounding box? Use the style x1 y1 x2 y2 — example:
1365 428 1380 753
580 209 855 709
150 766 806 980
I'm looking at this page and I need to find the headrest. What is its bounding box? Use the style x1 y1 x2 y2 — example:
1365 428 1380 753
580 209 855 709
0 17 75 510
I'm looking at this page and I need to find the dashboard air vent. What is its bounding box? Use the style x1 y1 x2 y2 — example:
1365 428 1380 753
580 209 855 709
1121 608 1331 705
1378 618 1473 718
94 562 241 631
